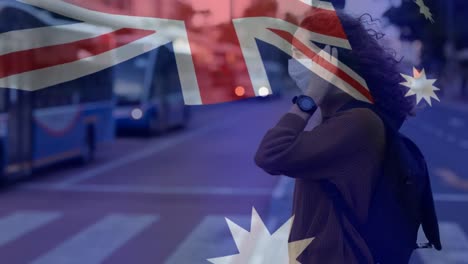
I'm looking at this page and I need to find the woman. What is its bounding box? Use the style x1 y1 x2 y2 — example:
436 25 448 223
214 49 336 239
254 10 415 264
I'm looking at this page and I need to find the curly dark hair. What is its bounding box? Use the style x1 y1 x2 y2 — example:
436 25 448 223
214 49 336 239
300 11 415 124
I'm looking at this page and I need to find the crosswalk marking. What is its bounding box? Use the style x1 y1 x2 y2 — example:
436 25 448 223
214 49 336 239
418 222 468 264
5 210 468 264
0 211 61 247
31 213 158 264
164 215 250 264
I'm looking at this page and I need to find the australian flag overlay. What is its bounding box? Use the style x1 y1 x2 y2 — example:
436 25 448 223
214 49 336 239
0 0 373 106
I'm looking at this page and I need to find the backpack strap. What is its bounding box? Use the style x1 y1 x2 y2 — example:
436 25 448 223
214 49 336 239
403 137 442 250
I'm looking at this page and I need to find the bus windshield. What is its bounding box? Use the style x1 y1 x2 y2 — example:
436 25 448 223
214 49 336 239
114 54 150 106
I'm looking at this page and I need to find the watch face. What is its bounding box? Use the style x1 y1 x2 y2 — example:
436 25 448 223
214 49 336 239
298 97 315 111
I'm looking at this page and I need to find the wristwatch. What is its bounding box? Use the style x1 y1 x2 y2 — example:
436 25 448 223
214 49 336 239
292 95 317 115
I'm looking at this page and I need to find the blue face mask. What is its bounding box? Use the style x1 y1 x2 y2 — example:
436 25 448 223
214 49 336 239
288 58 313 93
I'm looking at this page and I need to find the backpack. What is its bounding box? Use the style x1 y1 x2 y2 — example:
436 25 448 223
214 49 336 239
320 100 442 263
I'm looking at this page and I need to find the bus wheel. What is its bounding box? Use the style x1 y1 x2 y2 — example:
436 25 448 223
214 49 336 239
80 126 95 164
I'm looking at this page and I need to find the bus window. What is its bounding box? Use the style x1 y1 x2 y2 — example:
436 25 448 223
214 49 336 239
80 68 115 103
150 45 182 99
114 53 150 106
33 82 76 109
33 66 115 109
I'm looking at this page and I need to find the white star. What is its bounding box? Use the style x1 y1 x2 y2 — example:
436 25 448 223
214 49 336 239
414 0 435 23
208 207 314 264
400 67 440 106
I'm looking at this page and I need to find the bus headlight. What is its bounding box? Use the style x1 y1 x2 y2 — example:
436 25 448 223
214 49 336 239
131 108 143 120
258 86 270 97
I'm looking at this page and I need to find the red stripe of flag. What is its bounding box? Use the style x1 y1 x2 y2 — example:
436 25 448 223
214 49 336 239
269 28 374 103
0 28 155 79
300 6 348 40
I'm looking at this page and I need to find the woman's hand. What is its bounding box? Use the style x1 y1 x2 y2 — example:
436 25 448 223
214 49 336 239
303 45 339 106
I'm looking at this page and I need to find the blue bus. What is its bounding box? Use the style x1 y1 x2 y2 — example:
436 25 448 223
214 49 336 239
0 1 115 181
113 42 191 135
0 73 115 181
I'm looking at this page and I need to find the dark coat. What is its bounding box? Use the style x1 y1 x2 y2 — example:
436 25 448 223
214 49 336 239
255 107 386 263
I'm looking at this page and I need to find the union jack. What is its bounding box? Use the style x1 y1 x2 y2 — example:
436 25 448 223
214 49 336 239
0 0 374 105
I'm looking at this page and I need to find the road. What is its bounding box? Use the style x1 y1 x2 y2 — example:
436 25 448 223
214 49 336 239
0 93 467 264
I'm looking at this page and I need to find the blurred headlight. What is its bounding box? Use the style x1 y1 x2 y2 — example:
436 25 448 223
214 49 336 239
131 108 143 120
